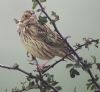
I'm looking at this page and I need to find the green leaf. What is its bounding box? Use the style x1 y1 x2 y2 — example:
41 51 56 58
22 85 25 90
29 81 35 86
70 68 80 78
91 56 96 63
50 75 54 81
52 81 59 86
32 0 46 9
95 74 99 81
55 86 62 90
51 11 59 22
70 68 75 78
91 84 95 90
32 0 46 3
72 68 80 75
74 63 81 68
70 73 75 78
32 0 35 2
38 16 48 25
47 75 52 82
40 0 46 2
86 83 92 90
32 1 38 9
51 11 56 16
36 9 41 12
87 79 92 82
75 71 80 75
66 64 73 68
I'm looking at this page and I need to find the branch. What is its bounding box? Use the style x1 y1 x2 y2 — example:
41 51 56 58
0 64 35 78
0 64 58 92
43 38 99 73
34 0 100 89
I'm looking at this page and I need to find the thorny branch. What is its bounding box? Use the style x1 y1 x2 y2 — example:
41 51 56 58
0 64 58 92
34 0 100 89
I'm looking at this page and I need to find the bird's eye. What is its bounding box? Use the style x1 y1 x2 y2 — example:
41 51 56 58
25 15 28 18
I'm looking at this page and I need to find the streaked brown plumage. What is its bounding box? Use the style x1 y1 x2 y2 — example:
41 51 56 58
16 10 75 63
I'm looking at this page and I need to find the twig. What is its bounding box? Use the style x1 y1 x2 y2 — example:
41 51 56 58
0 64 36 78
35 59 44 92
0 64 58 92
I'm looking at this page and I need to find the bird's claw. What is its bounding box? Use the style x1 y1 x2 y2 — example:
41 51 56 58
37 64 45 70
37 64 50 72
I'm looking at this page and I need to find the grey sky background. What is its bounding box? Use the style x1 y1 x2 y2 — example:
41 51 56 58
0 0 100 92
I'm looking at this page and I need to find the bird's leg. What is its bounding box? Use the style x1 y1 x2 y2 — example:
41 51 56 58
27 52 36 65
26 52 49 70
37 60 50 70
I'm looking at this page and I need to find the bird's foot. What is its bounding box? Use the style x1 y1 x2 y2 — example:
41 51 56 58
37 64 50 71
27 52 36 65
37 64 45 70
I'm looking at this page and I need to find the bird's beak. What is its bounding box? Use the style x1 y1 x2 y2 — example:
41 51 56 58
13 18 19 24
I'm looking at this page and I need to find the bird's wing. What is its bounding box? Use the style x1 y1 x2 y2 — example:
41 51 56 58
32 23 76 61
24 16 70 49
30 23 68 48
26 20 75 61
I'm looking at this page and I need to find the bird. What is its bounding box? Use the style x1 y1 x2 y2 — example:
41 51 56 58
15 10 76 69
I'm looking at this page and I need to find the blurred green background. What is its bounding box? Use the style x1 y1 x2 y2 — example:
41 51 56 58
0 0 100 92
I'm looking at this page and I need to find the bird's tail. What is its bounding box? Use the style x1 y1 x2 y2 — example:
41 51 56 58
61 47 77 62
58 50 77 62
66 54 77 62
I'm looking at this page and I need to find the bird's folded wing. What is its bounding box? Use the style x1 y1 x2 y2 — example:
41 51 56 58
25 17 70 49
30 22 69 49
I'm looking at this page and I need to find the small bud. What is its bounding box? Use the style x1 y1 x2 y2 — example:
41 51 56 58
13 63 19 69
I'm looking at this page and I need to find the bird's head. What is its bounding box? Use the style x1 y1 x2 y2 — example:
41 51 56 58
14 10 37 34
21 10 33 22
21 10 36 22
